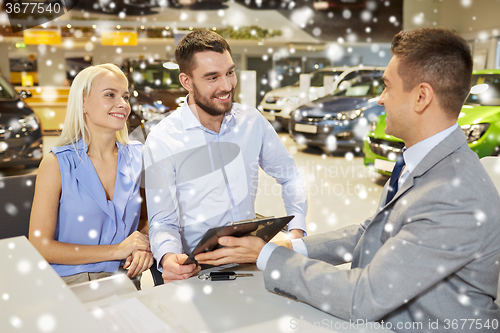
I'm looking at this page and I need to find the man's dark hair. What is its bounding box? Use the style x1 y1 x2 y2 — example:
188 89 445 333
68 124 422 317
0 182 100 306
391 28 473 115
175 30 232 75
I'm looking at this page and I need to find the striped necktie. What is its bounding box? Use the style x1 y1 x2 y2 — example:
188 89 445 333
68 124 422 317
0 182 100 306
385 153 405 205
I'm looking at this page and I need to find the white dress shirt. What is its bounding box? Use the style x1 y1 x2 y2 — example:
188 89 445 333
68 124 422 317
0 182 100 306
144 97 308 267
257 123 459 270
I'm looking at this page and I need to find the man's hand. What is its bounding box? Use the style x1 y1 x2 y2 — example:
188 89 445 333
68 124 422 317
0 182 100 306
195 236 266 266
161 253 201 284
123 250 154 278
289 229 304 239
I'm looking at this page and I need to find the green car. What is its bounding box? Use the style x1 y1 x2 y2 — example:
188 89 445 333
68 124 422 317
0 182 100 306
363 70 500 176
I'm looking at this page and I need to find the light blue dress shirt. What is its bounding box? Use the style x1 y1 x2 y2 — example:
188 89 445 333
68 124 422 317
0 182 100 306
50 139 143 277
257 123 459 270
144 98 308 268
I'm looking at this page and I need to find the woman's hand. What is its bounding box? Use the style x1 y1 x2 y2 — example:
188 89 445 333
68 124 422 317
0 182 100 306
115 231 150 260
123 250 154 278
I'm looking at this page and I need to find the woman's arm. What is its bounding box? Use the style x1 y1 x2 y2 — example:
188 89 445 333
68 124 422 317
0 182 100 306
29 153 149 265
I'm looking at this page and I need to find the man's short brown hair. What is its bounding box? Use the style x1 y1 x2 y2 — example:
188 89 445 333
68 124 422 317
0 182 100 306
391 28 473 115
175 30 232 75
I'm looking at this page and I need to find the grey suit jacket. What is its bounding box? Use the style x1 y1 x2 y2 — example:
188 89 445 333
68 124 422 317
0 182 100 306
264 128 500 332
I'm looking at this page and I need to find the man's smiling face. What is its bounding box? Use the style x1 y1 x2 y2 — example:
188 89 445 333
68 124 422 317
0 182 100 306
188 50 237 117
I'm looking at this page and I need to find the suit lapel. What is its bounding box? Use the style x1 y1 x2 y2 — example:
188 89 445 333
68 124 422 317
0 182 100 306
386 127 467 205
354 127 468 267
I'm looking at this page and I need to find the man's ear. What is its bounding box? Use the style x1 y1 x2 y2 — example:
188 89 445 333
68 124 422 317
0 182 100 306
179 72 191 92
414 82 434 113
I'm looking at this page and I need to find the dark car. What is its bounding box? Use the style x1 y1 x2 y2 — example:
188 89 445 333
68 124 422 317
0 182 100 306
76 0 157 14
125 59 186 132
313 0 366 10
0 75 43 168
235 0 290 9
289 74 384 152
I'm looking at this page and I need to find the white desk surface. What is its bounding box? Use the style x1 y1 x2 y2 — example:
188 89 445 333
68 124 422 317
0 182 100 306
1 236 394 332
0 236 105 333
90 264 394 333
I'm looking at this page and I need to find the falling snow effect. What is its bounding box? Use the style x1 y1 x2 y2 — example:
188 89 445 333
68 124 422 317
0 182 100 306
2 1 500 332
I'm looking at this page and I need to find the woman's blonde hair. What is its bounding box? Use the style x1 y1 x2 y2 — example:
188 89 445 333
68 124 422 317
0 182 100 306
56 63 130 147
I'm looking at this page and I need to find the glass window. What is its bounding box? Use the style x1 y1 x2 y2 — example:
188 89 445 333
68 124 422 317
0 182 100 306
466 74 500 106
310 70 343 86
334 78 384 97
0 76 17 99
343 71 360 81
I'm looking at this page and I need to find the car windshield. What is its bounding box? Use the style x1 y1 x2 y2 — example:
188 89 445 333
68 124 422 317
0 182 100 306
333 77 384 97
0 76 17 99
465 74 500 106
292 70 344 87
130 62 183 90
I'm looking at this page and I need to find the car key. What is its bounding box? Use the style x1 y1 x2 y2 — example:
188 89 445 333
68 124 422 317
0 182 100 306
199 271 254 281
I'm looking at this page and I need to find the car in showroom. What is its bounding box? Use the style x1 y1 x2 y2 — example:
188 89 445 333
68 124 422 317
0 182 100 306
363 69 500 176
313 0 366 11
259 65 386 130
126 59 186 132
0 74 43 168
76 0 158 14
289 73 385 153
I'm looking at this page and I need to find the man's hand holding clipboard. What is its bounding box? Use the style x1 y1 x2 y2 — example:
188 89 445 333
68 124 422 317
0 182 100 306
184 215 294 267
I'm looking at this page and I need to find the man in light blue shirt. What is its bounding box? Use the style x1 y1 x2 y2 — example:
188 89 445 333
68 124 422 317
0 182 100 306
144 30 307 283
197 28 500 332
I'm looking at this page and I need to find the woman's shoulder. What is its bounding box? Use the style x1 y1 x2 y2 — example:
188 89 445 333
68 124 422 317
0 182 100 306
120 140 143 156
50 140 86 156
126 140 143 148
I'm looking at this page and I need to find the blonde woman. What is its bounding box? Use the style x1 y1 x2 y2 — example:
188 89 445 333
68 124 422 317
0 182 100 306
29 64 153 288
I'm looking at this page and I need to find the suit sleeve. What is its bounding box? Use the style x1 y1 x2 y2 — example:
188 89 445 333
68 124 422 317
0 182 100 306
263 196 491 322
303 223 365 265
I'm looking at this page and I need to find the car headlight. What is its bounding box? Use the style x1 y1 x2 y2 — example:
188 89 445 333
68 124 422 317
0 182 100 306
461 123 489 143
284 96 300 105
328 109 363 121
19 113 40 131
292 109 303 121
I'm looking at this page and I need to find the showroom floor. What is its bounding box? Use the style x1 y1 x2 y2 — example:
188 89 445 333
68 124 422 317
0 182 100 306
24 133 388 289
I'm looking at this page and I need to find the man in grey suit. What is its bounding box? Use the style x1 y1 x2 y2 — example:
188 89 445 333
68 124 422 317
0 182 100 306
196 28 500 332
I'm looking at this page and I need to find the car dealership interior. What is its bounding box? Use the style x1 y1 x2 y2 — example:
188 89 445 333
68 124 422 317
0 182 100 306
2 1 500 332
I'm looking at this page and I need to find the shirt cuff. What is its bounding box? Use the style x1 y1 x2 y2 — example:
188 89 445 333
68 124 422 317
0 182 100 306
256 243 279 271
287 215 307 236
291 238 308 257
155 242 182 272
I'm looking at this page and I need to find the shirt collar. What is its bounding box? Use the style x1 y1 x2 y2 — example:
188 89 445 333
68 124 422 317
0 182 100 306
180 95 236 133
403 123 458 174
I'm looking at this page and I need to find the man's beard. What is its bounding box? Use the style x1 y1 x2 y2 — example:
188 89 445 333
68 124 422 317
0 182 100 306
192 83 234 116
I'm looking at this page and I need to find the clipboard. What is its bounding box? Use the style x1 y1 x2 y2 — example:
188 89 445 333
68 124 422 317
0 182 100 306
183 215 294 265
